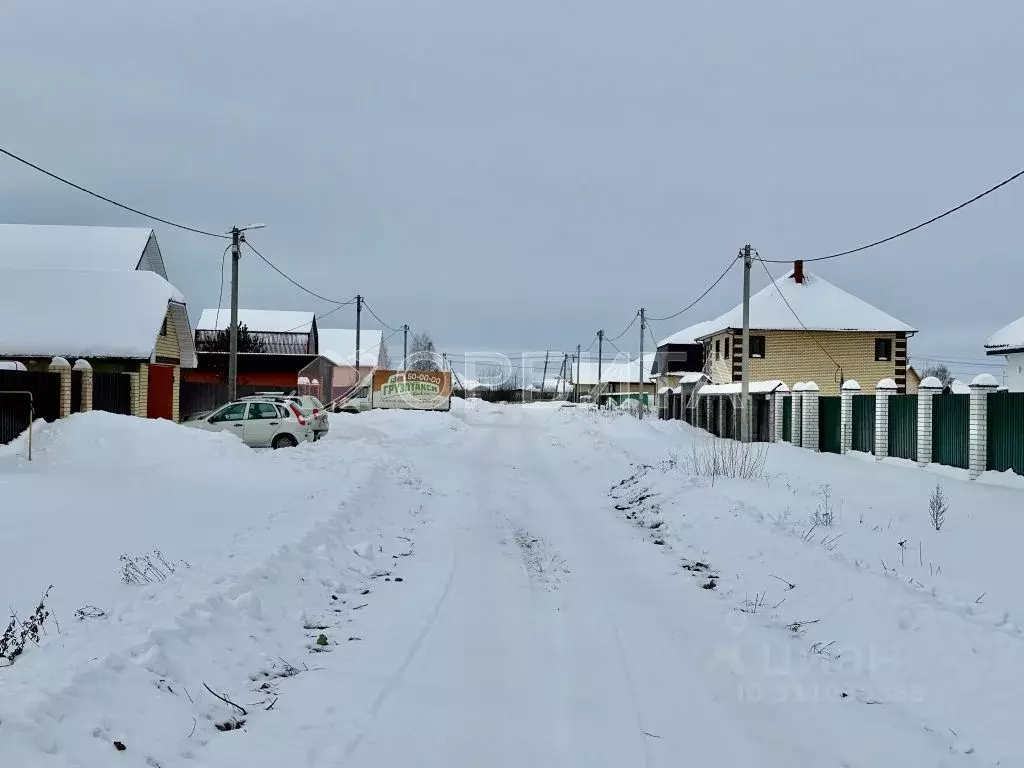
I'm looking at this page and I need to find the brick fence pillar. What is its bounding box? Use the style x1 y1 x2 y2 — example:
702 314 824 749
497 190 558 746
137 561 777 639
969 374 1000 479
916 376 943 467
840 379 860 454
792 383 804 447
874 378 898 459
801 381 820 451
48 356 72 418
773 391 787 442
73 359 93 412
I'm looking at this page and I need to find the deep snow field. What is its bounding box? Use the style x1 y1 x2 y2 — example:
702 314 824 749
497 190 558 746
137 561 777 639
0 401 1021 766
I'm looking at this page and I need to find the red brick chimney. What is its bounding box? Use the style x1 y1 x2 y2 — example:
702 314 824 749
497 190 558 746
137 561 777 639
793 259 804 284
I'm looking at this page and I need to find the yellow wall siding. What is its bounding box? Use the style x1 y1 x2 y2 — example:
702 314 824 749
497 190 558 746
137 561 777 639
172 366 181 422
707 332 734 384
746 331 899 395
153 307 181 362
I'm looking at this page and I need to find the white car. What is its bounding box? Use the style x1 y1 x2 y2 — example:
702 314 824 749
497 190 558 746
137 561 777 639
241 393 329 440
184 399 313 448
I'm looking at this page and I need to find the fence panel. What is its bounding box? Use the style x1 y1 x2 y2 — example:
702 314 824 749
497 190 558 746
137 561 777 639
93 372 132 415
782 396 792 442
987 391 1024 475
851 395 875 453
70 371 83 414
888 394 918 460
932 393 969 469
818 396 842 454
0 370 62 444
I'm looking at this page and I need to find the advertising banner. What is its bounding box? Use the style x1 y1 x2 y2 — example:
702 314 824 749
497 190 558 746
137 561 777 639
371 369 452 411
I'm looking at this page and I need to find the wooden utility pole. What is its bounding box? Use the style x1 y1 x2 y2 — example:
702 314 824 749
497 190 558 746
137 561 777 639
355 295 363 373
638 308 646 420
228 227 241 402
575 344 581 403
597 330 604 408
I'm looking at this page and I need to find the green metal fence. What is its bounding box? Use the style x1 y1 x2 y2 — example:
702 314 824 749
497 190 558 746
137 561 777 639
782 396 792 442
932 393 969 469
818 396 842 454
987 391 1024 475
851 395 875 453
888 394 918 460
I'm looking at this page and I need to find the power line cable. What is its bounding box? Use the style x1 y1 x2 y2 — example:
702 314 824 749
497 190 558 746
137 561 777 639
0 146 230 239
214 244 231 329
648 258 738 322
361 301 400 332
244 240 356 305
760 165 1024 264
754 253 843 383
608 312 640 342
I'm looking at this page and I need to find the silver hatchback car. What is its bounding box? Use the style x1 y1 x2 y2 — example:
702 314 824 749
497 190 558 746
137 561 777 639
183 399 313 448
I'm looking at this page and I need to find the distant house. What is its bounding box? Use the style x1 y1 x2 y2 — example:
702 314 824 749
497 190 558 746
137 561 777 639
696 260 917 395
0 269 196 420
984 314 1024 392
184 310 323 411
652 320 715 391
315 328 386 403
195 309 318 355
598 354 657 405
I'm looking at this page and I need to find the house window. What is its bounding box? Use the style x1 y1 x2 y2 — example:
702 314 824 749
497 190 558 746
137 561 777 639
875 338 892 362
724 339 730 359
715 339 721 360
750 335 766 358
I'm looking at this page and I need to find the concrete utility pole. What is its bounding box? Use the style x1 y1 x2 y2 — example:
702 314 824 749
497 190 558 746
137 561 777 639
597 330 604 408
638 308 646 420
575 344 581 403
228 227 241 402
740 244 753 443
355 295 363 373
541 350 550 399
226 223 265 402
402 324 409 369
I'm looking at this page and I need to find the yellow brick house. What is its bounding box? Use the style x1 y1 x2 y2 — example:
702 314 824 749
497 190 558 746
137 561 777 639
696 260 916 395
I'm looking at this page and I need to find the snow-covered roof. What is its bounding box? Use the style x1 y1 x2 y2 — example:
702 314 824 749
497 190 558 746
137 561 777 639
0 269 184 359
528 378 573 393
196 309 315 334
698 379 787 396
0 224 166 278
678 372 709 385
318 328 384 368
572 361 602 386
657 320 718 347
696 269 915 337
985 315 1024 352
601 353 656 384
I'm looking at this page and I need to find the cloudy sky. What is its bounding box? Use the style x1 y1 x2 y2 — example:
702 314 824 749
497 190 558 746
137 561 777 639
1 1 1021 380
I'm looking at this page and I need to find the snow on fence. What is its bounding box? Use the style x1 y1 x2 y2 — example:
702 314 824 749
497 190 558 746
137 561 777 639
692 374 1021 480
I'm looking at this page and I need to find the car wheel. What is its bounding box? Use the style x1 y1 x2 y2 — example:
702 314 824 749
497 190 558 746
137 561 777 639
272 434 298 449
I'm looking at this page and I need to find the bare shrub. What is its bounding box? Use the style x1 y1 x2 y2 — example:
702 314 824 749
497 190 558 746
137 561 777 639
929 483 948 531
0 586 54 667
120 549 190 585
686 440 767 484
813 484 835 527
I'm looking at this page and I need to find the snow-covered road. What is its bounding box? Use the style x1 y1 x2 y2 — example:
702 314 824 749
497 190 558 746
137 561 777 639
2 402 1019 765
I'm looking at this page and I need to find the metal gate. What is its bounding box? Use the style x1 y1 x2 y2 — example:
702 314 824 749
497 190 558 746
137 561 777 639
1 370 61 444
818 396 841 454
987 391 1024 475
932 393 969 469
70 371 83 414
782 396 792 442
888 394 918 460
851 395 875 453
93 372 132 415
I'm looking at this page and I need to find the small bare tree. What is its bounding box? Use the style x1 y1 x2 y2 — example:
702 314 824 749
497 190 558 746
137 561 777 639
928 482 948 531
921 364 953 387
407 331 439 371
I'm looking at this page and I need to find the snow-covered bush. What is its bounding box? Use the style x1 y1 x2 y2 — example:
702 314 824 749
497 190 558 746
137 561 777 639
686 439 766 483
0 585 54 668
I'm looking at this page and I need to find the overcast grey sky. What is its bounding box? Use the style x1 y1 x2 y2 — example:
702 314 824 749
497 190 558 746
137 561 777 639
1 1 1021 378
